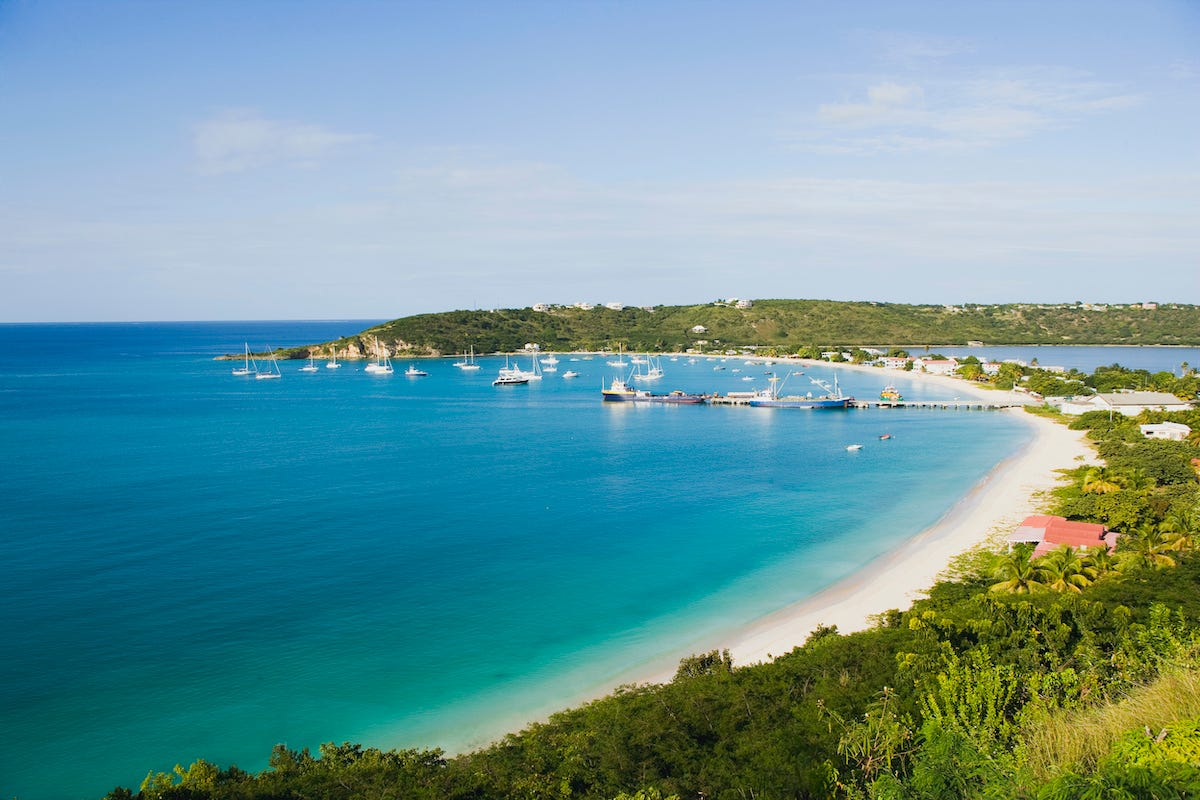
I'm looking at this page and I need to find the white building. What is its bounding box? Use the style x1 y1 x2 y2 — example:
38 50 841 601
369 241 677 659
605 302 625 311
913 358 960 376
1139 421 1192 441
735 299 753 309
691 325 708 334
1059 391 1192 417
532 303 550 312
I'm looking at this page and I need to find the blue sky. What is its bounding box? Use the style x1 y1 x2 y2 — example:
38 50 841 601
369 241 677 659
1 0 1197 321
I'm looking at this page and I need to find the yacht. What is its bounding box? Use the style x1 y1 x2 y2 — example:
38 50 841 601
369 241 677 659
405 364 429 377
231 343 256 376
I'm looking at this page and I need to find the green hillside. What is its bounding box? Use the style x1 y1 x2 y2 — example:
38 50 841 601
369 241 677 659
282 300 1200 358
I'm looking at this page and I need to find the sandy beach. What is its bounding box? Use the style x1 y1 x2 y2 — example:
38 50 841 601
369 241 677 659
717 363 1094 666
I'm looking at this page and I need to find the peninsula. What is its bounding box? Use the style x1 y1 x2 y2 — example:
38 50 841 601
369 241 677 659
263 299 1200 361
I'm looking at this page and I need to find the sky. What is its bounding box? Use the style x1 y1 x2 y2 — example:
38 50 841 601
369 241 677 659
1 0 1198 322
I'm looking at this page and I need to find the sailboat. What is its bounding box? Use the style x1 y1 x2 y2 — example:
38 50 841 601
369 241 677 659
299 353 319 372
255 350 282 380
325 346 341 369
455 345 481 371
606 345 628 368
364 337 394 374
231 342 256 376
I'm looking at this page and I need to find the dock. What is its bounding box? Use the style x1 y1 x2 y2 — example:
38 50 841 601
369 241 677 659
852 399 1026 411
706 397 1027 410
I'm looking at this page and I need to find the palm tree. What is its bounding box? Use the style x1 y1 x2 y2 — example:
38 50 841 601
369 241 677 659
1081 467 1122 495
1081 545 1117 581
1159 505 1198 552
1038 545 1092 593
1117 523 1177 571
990 545 1051 594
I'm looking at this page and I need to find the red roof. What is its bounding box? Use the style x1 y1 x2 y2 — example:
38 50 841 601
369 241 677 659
1044 519 1107 547
1015 515 1109 552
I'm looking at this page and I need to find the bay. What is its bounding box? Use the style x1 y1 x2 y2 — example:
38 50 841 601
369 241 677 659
6 324 1179 799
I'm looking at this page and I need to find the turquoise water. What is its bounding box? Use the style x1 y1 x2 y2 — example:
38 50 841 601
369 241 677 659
0 323 1064 798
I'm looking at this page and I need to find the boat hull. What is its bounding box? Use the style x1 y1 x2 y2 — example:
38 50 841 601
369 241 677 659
747 397 851 409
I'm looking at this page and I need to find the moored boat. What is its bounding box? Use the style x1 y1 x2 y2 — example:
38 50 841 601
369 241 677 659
879 385 903 402
747 373 852 409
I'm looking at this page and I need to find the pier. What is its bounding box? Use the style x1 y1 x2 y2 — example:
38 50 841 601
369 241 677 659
852 399 1026 411
706 396 1025 410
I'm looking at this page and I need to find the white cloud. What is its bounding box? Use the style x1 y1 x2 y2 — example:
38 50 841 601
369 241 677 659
193 110 371 174
802 69 1142 154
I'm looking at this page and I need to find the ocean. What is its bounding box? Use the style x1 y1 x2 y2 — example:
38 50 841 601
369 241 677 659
1 323 1188 799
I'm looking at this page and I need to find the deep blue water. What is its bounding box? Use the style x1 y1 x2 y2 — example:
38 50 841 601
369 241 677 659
7 324 1181 799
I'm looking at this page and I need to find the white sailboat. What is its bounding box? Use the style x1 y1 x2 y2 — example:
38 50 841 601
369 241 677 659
231 342 256 376
325 346 341 369
606 345 628 368
299 353 319 372
364 337 393 374
455 345 481 371
255 351 282 380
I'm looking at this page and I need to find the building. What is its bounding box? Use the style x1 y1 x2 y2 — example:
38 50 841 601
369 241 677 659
605 302 625 311
1139 421 1192 441
691 325 708 334
880 356 910 370
913 358 959 376
1059 391 1192 417
1009 515 1116 557
531 303 550 312
735 299 753 309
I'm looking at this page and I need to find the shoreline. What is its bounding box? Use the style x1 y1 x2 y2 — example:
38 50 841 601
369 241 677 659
720 408 1092 666
454 372 1093 747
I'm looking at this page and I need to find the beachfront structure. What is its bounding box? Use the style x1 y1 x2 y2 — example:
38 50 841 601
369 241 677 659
1058 391 1193 417
1139 421 1192 441
879 356 911 370
913 358 960 376
1009 515 1115 557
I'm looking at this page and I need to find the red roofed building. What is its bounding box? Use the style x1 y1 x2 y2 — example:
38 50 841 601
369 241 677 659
1009 515 1116 557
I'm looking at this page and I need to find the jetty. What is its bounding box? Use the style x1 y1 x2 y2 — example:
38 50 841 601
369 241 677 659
852 399 1028 411
707 395 1027 411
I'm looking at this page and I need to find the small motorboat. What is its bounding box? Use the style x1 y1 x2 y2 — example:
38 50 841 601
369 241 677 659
846 444 863 452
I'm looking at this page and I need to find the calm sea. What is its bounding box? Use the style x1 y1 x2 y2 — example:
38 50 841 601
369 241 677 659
2 324 1185 799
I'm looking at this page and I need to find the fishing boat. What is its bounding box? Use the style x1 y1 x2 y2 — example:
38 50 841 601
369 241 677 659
601 375 638 401
747 372 852 409
255 351 282 380
299 353 319 372
879 385 904 402
231 343 256 376
405 364 428 377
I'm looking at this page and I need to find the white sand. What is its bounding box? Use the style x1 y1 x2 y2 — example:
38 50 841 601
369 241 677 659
723 406 1094 665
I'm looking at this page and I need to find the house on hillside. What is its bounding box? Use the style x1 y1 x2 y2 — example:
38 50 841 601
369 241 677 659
691 325 708 334
1059 391 1192 417
1139 421 1192 441
1009 515 1116 557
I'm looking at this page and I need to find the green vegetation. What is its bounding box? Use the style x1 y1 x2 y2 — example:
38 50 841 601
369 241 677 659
101 382 1200 799
276 299 1200 358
